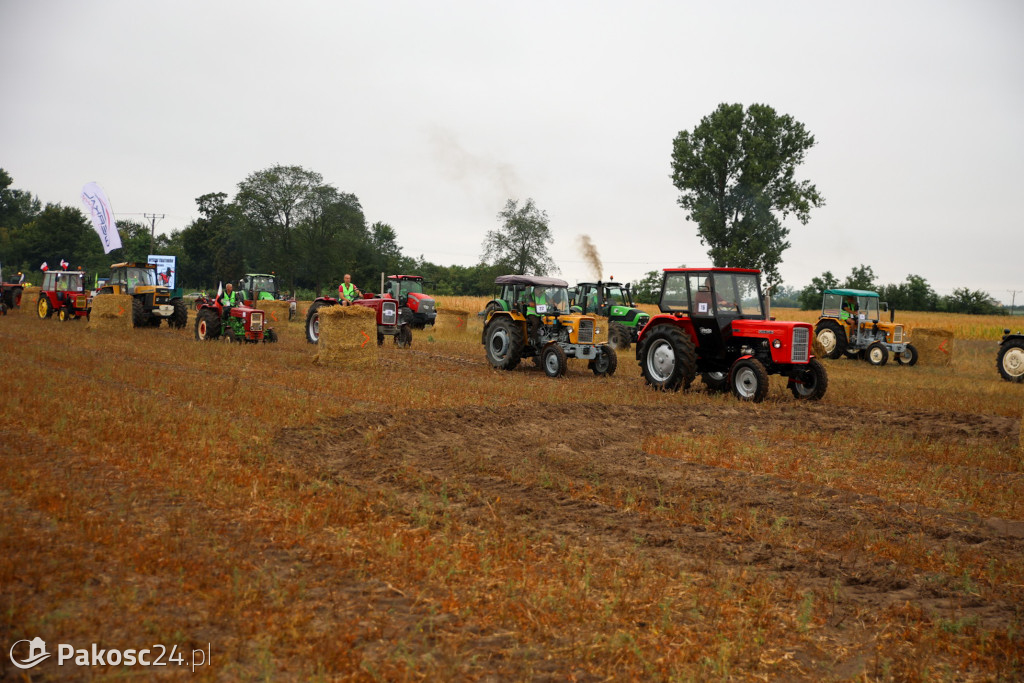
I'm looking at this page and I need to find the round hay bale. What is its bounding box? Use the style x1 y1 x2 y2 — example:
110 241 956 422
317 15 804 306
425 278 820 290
313 304 378 367
88 294 134 333
913 327 954 367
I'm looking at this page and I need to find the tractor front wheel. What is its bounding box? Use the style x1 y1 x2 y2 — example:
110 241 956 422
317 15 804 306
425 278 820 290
864 342 889 366
814 320 847 360
57 307 72 322
171 299 188 329
541 344 567 378
702 370 729 393
638 325 696 391
788 358 828 400
484 317 523 370
588 344 618 376
730 358 770 402
195 309 221 341
997 339 1024 382
37 296 52 319
608 322 631 350
896 343 918 366
131 298 147 327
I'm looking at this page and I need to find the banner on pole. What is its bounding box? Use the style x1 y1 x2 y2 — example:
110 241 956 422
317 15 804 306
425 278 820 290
81 182 123 253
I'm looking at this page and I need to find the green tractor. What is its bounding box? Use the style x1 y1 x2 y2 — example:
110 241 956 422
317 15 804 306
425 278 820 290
569 281 650 350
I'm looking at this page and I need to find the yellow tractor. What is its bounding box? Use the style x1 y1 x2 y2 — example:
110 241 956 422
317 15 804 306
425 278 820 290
98 262 188 328
814 288 917 366
481 275 616 377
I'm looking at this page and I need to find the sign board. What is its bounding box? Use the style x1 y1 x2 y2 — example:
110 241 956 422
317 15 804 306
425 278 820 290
148 255 176 289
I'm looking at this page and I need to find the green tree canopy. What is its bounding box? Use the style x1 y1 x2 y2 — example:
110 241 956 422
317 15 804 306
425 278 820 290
842 264 877 291
481 198 558 276
671 103 824 286
797 270 839 310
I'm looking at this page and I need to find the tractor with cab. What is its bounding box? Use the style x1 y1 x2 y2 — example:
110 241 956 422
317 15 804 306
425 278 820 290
635 267 826 402
570 280 650 350
97 262 188 328
813 288 917 366
37 270 92 322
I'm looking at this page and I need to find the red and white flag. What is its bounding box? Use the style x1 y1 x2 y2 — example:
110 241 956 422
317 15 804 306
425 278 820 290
40 262 48 271
81 182 123 253
60 259 69 270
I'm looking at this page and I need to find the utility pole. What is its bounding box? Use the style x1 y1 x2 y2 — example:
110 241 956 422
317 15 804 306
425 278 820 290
1009 289 1021 316
144 213 165 255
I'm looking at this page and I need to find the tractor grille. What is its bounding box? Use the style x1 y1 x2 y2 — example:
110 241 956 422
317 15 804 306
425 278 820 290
250 312 263 331
382 301 397 326
578 318 595 344
791 327 810 362
893 325 904 343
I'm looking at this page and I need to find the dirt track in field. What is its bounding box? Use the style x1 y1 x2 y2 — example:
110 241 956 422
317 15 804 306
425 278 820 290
274 401 1024 675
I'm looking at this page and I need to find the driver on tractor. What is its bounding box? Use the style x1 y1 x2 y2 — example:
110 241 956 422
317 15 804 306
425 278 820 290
219 283 238 318
338 273 361 305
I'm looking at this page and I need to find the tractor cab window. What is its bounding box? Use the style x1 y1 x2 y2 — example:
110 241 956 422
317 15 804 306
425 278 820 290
688 274 714 317
856 297 879 322
660 273 690 313
822 292 843 317
605 285 631 307
250 276 277 299
126 267 155 290
542 286 569 313
63 273 82 292
399 279 423 296
710 273 763 317
42 272 56 290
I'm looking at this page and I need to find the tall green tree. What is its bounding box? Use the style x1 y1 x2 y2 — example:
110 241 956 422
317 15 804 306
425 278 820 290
671 103 824 286
797 270 839 310
842 264 877 291
481 198 558 275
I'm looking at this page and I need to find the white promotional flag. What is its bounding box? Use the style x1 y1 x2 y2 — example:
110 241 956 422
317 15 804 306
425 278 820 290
81 182 122 253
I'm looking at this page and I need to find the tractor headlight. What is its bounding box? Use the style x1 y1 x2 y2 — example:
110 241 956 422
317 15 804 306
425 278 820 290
772 339 782 349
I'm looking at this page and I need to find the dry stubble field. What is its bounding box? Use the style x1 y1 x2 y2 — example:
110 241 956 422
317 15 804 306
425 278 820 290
1 300 1023 681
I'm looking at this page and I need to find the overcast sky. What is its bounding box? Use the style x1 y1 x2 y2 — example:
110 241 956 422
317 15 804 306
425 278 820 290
2 0 1021 301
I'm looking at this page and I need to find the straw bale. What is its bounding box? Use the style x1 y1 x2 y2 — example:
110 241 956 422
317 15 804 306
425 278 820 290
294 300 315 321
255 299 292 326
88 294 134 333
19 286 39 309
912 327 954 367
313 304 378 367
434 308 470 337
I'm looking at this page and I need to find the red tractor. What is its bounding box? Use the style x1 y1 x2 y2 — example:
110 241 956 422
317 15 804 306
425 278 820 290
305 291 409 346
36 270 92 322
382 275 436 329
193 293 277 343
635 268 827 402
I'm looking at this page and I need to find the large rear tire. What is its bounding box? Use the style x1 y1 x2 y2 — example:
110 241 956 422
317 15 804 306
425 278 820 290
484 317 524 370
541 344 568 378
637 325 696 391
896 343 918 366
788 358 828 400
194 308 221 341
730 358 770 402
814 320 847 360
305 301 331 344
588 344 618 376
997 339 1024 382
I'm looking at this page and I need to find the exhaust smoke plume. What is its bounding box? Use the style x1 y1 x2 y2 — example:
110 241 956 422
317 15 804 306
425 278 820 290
578 235 602 280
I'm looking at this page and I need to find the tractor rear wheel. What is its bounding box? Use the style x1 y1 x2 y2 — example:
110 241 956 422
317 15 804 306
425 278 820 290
701 370 729 393
638 325 696 391
195 308 221 341
864 342 889 366
608 322 631 350
484 317 523 370
305 302 331 344
997 339 1024 382
588 344 618 376
170 299 188 329
788 358 828 400
896 343 918 366
37 296 52 319
843 347 860 359
541 344 567 378
814 320 847 359
730 358 770 402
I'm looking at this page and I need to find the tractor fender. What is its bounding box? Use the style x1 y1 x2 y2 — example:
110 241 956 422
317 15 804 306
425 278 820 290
634 316 698 360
